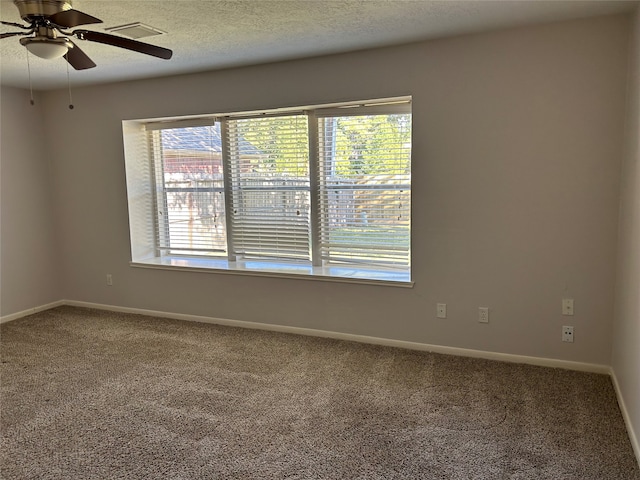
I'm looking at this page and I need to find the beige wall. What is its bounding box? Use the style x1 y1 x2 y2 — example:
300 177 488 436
613 5 640 460
31 14 629 366
1 15 630 368
0 87 60 315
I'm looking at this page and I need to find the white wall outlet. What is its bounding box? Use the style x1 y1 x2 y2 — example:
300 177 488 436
106 274 113 286
479 307 489 323
562 298 574 316
562 325 574 343
437 303 447 319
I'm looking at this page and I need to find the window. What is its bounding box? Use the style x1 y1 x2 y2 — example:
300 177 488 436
123 98 412 285
226 115 311 261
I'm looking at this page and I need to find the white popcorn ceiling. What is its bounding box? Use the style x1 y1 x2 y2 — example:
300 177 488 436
0 0 636 90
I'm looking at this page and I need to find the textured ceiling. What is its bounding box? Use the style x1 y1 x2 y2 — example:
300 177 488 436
0 0 637 90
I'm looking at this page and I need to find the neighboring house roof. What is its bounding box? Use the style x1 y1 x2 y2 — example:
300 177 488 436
161 126 262 156
161 126 223 153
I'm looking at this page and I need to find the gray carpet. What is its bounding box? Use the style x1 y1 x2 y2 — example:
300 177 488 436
1 306 638 479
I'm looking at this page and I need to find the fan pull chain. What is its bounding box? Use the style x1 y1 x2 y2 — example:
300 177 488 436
25 50 34 106
66 60 74 110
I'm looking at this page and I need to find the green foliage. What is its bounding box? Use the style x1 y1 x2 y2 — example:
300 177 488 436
237 114 411 178
330 114 411 177
237 116 309 177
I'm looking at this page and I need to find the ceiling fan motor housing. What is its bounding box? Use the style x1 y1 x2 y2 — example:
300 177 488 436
5 0 172 69
14 0 72 22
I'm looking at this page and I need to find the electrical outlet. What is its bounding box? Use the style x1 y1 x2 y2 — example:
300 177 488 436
562 299 574 316
106 274 113 286
479 307 489 323
437 303 447 319
562 326 574 343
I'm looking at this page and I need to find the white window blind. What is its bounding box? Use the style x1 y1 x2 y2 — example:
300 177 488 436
317 113 411 267
151 123 228 256
125 97 412 283
225 115 311 261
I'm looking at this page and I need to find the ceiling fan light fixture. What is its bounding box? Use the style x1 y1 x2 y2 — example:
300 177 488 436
20 37 70 59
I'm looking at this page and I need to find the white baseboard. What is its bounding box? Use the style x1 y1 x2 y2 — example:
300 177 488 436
0 300 65 324
610 368 640 467
2 299 612 374
64 299 610 375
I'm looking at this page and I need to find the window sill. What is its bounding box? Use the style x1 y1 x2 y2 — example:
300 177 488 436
131 256 413 287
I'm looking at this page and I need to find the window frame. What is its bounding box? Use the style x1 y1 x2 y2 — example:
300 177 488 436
123 97 413 287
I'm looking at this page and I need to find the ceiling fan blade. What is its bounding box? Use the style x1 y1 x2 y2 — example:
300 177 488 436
1 32 26 39
1 20 30 29
73 30 172 60
64 41 96 70
49 9 102 28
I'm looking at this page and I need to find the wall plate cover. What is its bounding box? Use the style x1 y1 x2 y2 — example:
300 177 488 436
562 325 574 343
562 298 574 316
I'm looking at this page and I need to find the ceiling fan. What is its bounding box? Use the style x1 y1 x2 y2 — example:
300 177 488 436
0 0 172 70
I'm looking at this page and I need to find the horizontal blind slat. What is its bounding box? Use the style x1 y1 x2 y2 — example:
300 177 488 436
151 124 229 256
227 115 311 260
317 113 411 269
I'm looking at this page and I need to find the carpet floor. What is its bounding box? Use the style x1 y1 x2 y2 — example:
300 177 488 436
1 306 638 479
